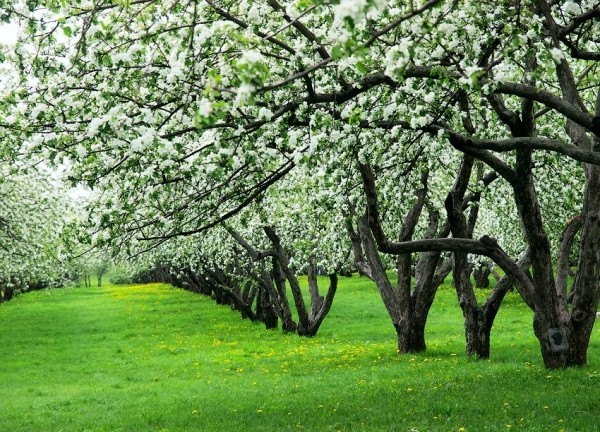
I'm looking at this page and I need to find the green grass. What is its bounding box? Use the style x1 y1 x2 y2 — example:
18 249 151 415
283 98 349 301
0 276 599 431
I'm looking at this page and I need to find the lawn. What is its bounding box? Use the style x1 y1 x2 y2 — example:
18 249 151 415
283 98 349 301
0 276 599 431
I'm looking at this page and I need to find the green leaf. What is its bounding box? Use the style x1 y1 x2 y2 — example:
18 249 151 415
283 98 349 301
470 70 486 89
193 109 202 129
344 16 355 30
62 26 72 37
331 45 343 60
355 61 367 74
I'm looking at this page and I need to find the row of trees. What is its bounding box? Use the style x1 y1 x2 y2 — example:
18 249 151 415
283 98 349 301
1 0 599 369
0 163 77 302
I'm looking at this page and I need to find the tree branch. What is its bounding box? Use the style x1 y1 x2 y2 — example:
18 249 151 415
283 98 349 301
556 216 582 302
494 83 595 132
446 132 600 166
222 224 278 261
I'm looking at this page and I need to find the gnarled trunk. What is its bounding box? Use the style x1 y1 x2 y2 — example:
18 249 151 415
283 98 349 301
271 258 297 332
354 154 502 356
223 225 297 332
356 214 444 353
256 282 278 330
264 226 337 337
446 186 486 358
565 164 600 366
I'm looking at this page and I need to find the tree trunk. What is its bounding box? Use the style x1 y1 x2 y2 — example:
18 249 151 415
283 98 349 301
271 258 297 332
256 282 278 330
565 164 600 366
263 306 279 330
230 281 241 311
354 156 489 355
198 272 214 296
473 264 491 288
404 252 452 353
357 215 436 353
446 187 488 358
302 274 338 337
264 226 336 337
1 286 14 303
223 225 298 332
264 226 311 334
239 280 254 319
307 262 324 321
514 146 567 368
205 266 260 321
480 51 571 368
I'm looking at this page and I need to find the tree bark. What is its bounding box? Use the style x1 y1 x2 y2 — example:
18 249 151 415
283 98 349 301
271 258 297 332
223 225 296 330
473 264 491 288
264 226 311 334
484 37 600 367
556 216 582 302
256 282 278 330
264 226 337 337
566 164 600 366
357 146 538 360
446 186 487 358
205 267 258 321
0 286 14 303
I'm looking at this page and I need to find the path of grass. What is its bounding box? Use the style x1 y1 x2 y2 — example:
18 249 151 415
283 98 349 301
1 277 599 431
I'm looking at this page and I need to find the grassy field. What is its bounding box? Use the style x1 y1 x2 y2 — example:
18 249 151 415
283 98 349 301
1 276 599 431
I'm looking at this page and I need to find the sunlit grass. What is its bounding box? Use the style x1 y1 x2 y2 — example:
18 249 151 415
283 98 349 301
0 277 598 431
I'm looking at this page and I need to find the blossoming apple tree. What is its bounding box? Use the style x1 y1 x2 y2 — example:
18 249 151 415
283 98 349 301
0 166 76 302
4 0 600 368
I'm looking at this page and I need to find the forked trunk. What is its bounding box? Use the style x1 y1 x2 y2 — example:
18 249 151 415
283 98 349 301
356 215 440 354
264 226 336 337
446 189 486 358
445 178 529 359
396 310 427 353
302 274 338 337
271 259 297 332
